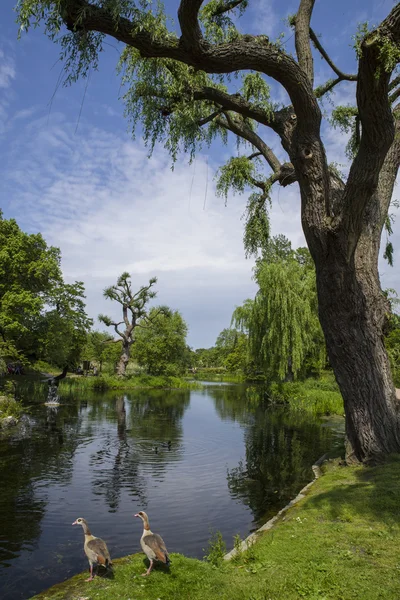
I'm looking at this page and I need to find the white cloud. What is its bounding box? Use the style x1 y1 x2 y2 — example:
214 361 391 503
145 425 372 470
248 0 281 38
2 113 263 346
0 48 15 89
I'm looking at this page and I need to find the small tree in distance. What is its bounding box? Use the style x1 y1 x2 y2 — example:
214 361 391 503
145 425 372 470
98 272 160 376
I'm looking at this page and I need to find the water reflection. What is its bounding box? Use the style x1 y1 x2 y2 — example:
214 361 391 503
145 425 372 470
0 380 343 600
208 384 343 526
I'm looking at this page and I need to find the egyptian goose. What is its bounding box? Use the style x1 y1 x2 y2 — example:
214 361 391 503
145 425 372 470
72 517 112 581
135 511 170 576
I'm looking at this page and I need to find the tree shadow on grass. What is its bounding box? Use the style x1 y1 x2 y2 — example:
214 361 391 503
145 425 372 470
305 454 400 527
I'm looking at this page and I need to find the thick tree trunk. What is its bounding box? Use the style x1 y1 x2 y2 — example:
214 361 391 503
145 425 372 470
116 341 131 377
316 252 400 463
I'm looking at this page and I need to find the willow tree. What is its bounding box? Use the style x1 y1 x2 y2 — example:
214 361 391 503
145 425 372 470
16 0 400 462
99 273 158 376
232 239 325 381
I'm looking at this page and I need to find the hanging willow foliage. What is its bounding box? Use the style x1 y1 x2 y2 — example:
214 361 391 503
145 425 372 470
233 239 325 380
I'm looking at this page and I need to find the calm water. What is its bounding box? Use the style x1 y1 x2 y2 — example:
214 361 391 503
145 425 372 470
0 380 344 600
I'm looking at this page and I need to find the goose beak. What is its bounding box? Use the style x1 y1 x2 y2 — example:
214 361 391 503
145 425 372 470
134 514 139 518
72 520 78 525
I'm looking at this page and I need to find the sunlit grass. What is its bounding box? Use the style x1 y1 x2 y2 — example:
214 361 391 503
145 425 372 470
269 372 344 415
32 455 400 600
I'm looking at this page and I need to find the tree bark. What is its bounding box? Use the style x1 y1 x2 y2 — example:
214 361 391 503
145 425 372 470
315 245 400 463
116 340 131 377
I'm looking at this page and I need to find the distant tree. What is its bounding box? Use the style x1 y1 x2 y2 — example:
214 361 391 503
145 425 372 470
192 347 220 369
133 307 188 376
81 330 117 372
223 333 249 373
99 273 160 376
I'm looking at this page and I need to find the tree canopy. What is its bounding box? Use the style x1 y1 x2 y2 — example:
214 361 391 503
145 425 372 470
133 306 188 375
0 212 91 367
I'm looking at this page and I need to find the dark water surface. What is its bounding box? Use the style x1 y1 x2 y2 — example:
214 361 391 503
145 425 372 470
0 381 344 600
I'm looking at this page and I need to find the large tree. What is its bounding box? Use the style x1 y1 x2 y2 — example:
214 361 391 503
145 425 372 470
17 1 400 462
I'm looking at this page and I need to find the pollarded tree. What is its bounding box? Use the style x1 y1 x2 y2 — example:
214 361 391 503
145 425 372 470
17 1 400 462
99 272 159 376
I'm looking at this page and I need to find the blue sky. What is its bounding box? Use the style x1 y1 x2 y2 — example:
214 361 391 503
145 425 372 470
0 0 399 348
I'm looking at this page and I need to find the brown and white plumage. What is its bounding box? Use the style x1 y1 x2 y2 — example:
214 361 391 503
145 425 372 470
134 511 170 576
72 517 112 581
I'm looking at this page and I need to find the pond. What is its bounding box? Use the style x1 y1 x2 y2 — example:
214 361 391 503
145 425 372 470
0 380 344 600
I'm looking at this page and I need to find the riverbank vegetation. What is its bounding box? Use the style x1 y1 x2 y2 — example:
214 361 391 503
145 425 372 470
59 373 200 392
32 456 400 600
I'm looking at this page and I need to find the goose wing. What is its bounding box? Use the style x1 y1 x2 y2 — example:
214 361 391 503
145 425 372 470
143 533 170 563
86 537 112 565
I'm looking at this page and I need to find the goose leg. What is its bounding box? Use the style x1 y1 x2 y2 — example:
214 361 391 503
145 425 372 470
85 564 95 582
142 559 154 576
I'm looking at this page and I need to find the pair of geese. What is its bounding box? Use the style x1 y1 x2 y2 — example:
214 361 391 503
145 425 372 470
72 511 170 581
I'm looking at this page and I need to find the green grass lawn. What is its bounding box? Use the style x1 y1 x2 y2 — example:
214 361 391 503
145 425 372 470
32 455 400 600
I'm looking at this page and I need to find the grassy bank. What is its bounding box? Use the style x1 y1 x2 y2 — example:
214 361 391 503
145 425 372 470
59 374 202 392
269 372 344 415
32 455 400 599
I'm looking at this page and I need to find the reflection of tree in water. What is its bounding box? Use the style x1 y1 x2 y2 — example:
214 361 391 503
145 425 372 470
90 395 146 512
128 388 190 442
0 393 83 567
208 384 259 424
89 390 189 512
209 385 336 527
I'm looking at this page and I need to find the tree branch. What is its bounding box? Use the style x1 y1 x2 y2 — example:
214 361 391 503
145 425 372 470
340 3 400 253
295 0 316 86
178 0 205 51
389 86 400 104
247 151 262 160
114 324 126 340
314 77 342 98
198 109 221 126
211 0 247 17
389 73 400 91
217 112 281 173
193 87 278 130
56 0 321 132
310 27 357 82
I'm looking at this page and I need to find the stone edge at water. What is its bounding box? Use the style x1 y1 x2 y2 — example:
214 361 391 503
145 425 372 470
223 452 330 560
